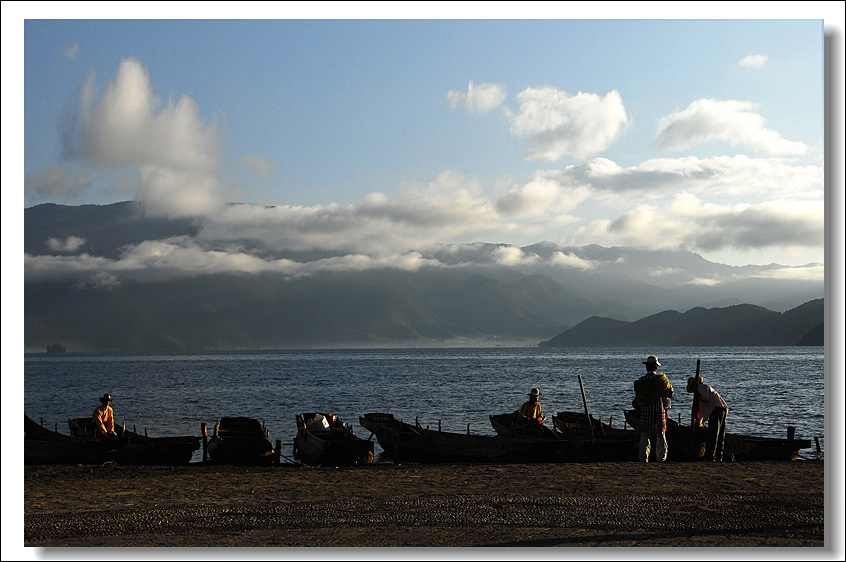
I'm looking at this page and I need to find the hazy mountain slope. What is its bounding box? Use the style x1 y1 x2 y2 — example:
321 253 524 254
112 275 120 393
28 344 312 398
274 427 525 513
23 202 824 352
540 299 824 347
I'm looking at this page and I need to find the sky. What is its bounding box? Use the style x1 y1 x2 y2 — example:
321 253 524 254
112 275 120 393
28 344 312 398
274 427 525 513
6 4 838 280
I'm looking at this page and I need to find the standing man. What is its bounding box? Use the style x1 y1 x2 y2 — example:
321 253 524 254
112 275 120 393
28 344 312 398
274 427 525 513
687 376 729 462
93 393 117 436
519 387 545 426
632 356 674 462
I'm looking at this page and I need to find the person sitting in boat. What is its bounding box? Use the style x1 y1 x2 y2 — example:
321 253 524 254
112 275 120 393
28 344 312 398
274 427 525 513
93 393 117 437
632 356 673 463
687 375 729 462
519 387 545 425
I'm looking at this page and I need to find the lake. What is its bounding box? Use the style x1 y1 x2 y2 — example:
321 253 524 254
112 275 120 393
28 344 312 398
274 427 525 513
23 346 825 463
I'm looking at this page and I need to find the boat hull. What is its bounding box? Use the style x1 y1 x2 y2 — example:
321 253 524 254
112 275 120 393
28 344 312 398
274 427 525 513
25 414 127 465
293 413 374 466
360 412 606 464
207 417 277 466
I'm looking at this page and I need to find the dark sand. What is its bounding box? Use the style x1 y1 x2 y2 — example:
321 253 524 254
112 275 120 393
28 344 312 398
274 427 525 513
21 459 827 552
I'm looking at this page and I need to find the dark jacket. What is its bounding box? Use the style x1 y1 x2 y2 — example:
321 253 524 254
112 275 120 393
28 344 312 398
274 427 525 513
633 372 674 407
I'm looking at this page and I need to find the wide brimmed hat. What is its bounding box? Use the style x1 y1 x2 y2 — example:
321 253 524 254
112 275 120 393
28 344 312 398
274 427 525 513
99 393 112 404
686 376 703 393
642 355 661 366
528 387 542 397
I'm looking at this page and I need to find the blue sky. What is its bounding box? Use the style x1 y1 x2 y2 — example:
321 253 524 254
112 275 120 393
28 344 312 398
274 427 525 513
6 4 843 282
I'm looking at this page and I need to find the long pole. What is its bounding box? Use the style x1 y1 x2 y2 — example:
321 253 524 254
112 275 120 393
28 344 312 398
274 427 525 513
689 359 701 459
578 375 595 442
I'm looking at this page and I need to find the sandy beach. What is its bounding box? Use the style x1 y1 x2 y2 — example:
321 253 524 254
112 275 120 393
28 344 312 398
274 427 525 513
22 459 826 551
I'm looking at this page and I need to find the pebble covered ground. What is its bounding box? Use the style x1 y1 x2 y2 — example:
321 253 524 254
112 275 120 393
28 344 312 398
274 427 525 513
22 461 825 548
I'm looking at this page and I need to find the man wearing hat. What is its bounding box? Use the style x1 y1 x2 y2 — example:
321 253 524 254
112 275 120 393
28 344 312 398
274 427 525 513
93 393 117 436
687 375 729 461
519 387 545 426
632 356 674 462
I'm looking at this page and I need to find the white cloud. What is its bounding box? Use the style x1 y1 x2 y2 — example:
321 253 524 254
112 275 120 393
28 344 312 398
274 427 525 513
446 81 506 114
70 57 228 217
574 194 823 257
82 58 222 172
751 264 824 282
24 237 442 282
739 54 767 68
549 251 595 270
492 246 539 267
655 98 807 155
24 166 92 199
137 166 227 217
198 170 507 255
240 155 275 179
504 87 629 161
62 43 80 60
46 236 86 254
496 172 590 217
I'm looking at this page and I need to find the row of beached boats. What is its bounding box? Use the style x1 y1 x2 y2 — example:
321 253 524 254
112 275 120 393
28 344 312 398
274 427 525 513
25 402 815 466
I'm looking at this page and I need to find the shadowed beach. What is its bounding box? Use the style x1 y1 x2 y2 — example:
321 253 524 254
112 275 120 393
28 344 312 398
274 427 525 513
24 460 824 548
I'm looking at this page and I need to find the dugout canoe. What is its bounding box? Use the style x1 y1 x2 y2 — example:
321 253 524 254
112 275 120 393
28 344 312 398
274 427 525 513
359 412 608 464
68 417 201 465
293 412 374 466
206 416 278 466
24 413 127 465
552 409 812 462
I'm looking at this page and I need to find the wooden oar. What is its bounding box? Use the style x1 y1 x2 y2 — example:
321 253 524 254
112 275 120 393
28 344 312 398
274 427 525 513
578 375 595 442
689 359 701 459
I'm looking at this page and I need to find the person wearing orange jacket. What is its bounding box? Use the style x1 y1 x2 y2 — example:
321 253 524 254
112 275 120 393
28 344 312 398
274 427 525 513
519 387 545 425
92 393 117 436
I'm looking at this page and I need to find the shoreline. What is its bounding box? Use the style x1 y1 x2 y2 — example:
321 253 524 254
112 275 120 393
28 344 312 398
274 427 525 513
23 460 825 549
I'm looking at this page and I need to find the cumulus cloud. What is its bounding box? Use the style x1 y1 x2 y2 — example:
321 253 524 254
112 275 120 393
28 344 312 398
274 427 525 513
137 166 227 217
62 43 80 60
240 155 275 179
24 237 442 283
67 57 229 217
446 81 506 114
198 170 506 255
655 98 807 155
575 194 823 256
739 54 767 68
46 236 87 254
492 246 539 267
24 166 92 199
504 87 629 161
75 271 121 291
496 172 590 217
549 251 595 270
554 155 822 199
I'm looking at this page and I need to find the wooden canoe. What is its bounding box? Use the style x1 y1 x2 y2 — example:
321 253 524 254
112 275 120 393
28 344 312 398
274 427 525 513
293 413 374 466
68 417 201 465
359 412 614 464
25 414 127 465
206 417 277 465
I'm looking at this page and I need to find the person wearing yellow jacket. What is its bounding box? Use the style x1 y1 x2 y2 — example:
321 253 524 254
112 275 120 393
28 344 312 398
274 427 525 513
519 387 545 425
93 393 117 436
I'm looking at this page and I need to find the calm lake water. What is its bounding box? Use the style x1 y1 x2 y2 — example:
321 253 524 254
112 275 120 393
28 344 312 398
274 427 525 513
23 346 825 463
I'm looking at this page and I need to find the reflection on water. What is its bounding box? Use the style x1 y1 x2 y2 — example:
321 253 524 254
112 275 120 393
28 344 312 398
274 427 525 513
24 346 824 462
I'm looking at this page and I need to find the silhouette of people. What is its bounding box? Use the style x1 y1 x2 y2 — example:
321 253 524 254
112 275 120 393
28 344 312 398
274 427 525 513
632 356 673 462
519 387 545 425
687 376 729 461
93 393 117 436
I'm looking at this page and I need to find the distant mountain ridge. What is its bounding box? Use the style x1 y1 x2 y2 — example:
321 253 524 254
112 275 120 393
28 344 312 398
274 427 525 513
23 202 824 352
539 299 824 347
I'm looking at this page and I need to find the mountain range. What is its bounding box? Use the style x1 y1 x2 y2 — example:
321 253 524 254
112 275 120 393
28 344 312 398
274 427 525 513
23 202 824 352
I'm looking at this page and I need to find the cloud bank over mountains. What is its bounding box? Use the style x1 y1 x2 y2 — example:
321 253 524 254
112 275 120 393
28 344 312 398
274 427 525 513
24 56 823 286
